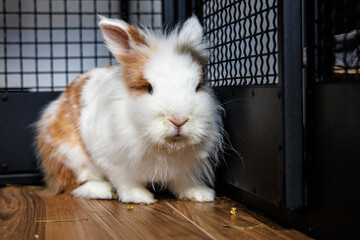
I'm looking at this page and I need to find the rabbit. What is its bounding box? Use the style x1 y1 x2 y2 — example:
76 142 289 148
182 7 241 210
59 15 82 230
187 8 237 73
35 15 223 204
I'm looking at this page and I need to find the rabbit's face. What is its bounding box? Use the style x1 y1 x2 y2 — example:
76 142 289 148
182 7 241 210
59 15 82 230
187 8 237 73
127 49 219 150
99 16 222 150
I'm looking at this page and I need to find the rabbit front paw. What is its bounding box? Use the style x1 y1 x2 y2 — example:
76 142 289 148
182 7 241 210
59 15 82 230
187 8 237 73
177 186 215 202
71 181 114 199
118 187 157 204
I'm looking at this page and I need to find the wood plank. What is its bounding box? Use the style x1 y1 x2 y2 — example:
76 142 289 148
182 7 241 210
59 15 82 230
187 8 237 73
72 198 210 240
0 186 311 240
166 197 313 240
0 186 46 240
0 186 210 240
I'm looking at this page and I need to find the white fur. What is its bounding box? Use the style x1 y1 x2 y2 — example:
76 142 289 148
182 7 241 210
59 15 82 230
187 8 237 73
175 186 215 202
177 15 204 47
39 16 223 204
72 181 113 199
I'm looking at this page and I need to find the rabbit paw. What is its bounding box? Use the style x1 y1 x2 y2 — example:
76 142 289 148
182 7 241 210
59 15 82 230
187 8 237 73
118 187 157 204
178 186 215 202
72 181 114 199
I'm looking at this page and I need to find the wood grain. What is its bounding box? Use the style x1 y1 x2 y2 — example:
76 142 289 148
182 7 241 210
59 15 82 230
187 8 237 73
0 186 45 240
166 197 312 240
0 186 312 240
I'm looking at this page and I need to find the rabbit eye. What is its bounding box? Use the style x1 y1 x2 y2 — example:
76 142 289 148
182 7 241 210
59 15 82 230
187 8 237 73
196 84 201 92
196 82 205 92
147 84 153 94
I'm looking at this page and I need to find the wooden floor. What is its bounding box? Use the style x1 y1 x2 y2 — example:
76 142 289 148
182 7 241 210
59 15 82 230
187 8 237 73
0 186 312 240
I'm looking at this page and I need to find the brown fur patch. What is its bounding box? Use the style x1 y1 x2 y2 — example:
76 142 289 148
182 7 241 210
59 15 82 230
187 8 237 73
106 24 150 97
176 44 208 66
36 125 77 195
36 74 91 194
64 75 89 130
118 51 151 97
127 24 148 47
47 76 89 144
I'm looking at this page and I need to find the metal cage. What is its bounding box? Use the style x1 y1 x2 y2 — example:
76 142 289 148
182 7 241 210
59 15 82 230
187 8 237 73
1 0 359 238
165 0 360 238
201 0 279 87
190 0 304 211
0 0 162 183
0 0 162 92
311 0 360 82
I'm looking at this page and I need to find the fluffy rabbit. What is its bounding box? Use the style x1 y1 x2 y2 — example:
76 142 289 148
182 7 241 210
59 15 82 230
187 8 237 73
35 15 223 204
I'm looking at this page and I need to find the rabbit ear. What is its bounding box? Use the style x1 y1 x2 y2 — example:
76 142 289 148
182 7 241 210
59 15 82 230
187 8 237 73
176 16 208 66
178 15 203 46
98 15 148 61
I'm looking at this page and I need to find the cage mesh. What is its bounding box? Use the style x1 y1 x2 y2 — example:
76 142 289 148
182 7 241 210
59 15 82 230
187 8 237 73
314 0 360 82
128 0 162 30
199 0 279 87
0 0 162 92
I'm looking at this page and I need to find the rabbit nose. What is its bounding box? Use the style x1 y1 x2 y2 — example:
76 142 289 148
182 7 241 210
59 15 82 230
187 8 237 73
169 117 189 127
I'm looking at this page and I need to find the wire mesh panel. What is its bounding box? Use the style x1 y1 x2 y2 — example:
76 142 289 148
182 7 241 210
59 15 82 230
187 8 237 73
313 0 360 82
0 0 162 184
0 0 162 92
128 0 162 29
191 0 304 210
199 0 279 87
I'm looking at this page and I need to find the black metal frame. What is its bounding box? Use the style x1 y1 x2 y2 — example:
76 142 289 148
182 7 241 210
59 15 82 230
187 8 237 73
0 92 59 185
280 0 303 210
